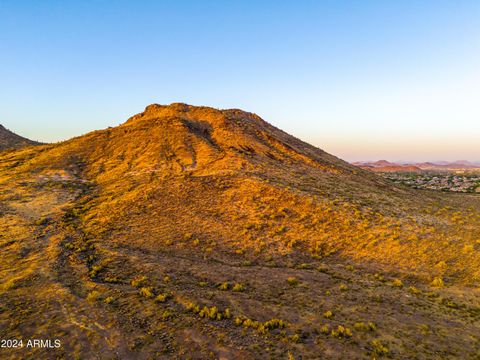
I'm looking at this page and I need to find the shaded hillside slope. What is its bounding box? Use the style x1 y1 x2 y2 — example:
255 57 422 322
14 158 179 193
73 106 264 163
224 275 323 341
1 103 480 359
0 124 39 151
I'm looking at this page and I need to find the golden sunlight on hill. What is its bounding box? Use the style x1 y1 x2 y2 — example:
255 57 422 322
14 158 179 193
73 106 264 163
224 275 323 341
1 104 480 359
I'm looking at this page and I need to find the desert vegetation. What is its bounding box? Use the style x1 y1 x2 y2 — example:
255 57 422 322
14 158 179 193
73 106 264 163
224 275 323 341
1 104 480 359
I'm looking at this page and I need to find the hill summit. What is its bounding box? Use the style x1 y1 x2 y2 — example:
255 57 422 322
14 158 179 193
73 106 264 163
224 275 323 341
88 102 358 177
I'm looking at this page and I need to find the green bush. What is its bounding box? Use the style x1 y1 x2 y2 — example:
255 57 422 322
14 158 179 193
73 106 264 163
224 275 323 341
87 291 101 302
392 278 404 287
131 275 148 288
139 287 154 298
232 283 245 292
354 322 376 331
155 294 169 303
287 277 299 286
330 325 352 338
218 282 229 290
371 339 389 356
431 277 444 287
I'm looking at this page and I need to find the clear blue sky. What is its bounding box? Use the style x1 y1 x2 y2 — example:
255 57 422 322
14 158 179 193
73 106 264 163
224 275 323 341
1 0 479 161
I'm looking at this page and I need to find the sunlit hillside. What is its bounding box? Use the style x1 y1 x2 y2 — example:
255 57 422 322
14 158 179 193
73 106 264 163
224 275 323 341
1 104 480 359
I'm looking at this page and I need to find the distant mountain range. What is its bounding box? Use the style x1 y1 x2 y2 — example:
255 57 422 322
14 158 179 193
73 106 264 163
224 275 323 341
353 160 480 172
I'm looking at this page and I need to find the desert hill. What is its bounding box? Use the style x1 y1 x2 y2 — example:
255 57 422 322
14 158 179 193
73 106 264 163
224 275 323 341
0 124 39 151
1 104 480 359
359 165 423 173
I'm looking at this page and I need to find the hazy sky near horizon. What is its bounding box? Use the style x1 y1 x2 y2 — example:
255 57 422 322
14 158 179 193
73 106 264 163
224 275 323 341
1 1 479 162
